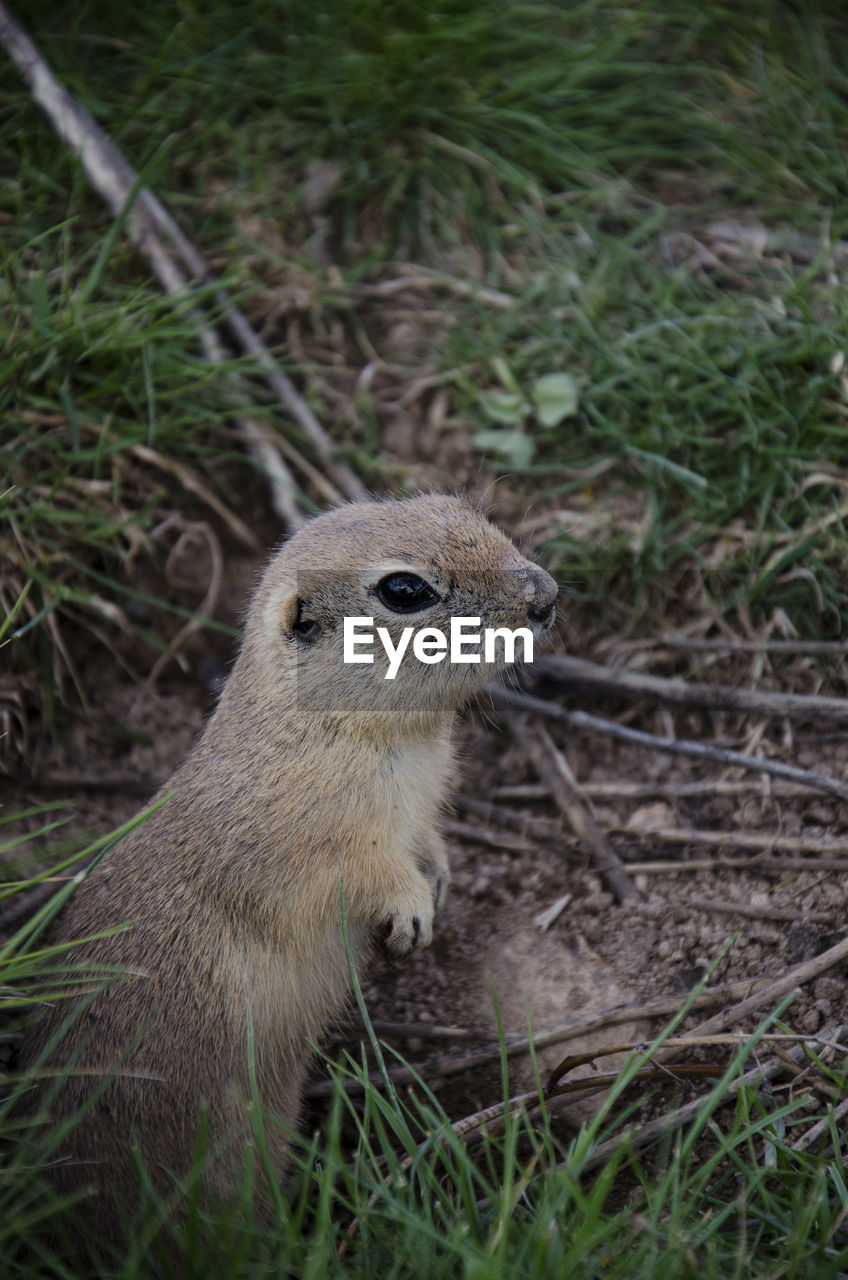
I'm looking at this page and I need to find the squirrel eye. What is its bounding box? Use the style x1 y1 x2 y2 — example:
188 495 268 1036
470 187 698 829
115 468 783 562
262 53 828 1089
290 598 320 643
374 572 440 613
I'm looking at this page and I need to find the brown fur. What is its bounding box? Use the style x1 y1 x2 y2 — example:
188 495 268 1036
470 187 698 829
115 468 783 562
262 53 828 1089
20 494 558 1224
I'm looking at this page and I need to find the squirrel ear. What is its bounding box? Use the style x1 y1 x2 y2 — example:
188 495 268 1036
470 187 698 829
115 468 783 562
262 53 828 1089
279 592 320 643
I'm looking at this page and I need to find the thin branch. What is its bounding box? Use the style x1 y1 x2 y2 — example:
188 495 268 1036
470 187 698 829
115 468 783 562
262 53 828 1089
613 825 848 858
650 637 848 657
622 856 848 875
306 975 787 1098
547 1031 846 1091
127 443 261 549
509 716 640 902
354 271 514 310
496 779 834 802
680 933 848 1040
577 1020 843 1176
790 1095 848 1153
441 818 536 854
534 653 848 724
452 793 560 838
489 688 848 803
0 5 367 518
145 522 224 686
326 1019 489 1045
684 898 834 925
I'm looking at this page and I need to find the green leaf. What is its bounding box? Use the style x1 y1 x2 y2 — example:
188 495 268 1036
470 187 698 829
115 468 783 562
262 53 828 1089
472 428 535 468
531 372 580 427
477 389 530 425
490 355 522 395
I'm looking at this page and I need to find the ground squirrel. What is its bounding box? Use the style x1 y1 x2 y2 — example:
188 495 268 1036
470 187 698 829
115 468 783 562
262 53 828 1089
20 494 558 1223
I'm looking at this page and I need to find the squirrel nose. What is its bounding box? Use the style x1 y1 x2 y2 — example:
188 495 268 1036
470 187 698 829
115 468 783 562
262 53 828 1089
527 597 557 628
526 571 558 627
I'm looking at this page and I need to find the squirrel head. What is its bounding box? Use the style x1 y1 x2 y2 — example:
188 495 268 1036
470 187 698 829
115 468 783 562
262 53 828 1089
237 495 558 733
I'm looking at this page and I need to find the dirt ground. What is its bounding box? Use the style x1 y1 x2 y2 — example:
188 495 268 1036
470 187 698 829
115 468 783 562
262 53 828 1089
8 507 848 1140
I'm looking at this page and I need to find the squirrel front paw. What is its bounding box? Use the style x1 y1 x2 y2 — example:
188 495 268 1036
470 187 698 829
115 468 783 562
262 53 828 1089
414 834 450 913
378 873 435 957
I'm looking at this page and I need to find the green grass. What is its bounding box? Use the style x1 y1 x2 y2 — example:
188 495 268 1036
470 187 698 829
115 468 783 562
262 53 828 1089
4 0 848 679
442 200 848 629
3 845 847 1279
4 5 848 1267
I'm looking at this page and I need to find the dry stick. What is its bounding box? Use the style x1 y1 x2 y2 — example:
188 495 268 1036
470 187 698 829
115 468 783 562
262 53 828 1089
355 1021 487 1043
0 0 301 527
314 931 848 1101
490 688 848 803
624 856 848 876
614 826 848 857
128 444 261 549
791 1095 848 1153
492 783 555 800
652 637 848 657
145 523 224 686
577 1020 844 1177
452 793 560 838
547 1031 847 1089
508 715 640 902
0 7 366 516
685 899 834 925
682 932 848 1041
496 780 833 802
354 271 515 309
336 1061 724 1261
323 1019 499 1050
534 653 848 724
306 976 780 1098
441 818 536 854
451 811 848 865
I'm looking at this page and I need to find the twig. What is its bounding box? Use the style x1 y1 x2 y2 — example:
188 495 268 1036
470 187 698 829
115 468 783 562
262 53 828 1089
684 898 834 925
327 1020 488 1045
441 818 536 854
622 856 848 875
496 779 835 802
452 794 560 838
145 522 223 685
306 976 784 1099
546 1031 847 1091
534 653 848 724
509 716 640 903
354 271 514 310
578 1020 843 1176
0 5 367 518
647 637 848 656
534 893 572 931
489 688 848 803
129 444 262 549
491 783 550 800
681 934 848 1040
338 1059 724 1259
790 1095 848 1152
614 826 848 857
